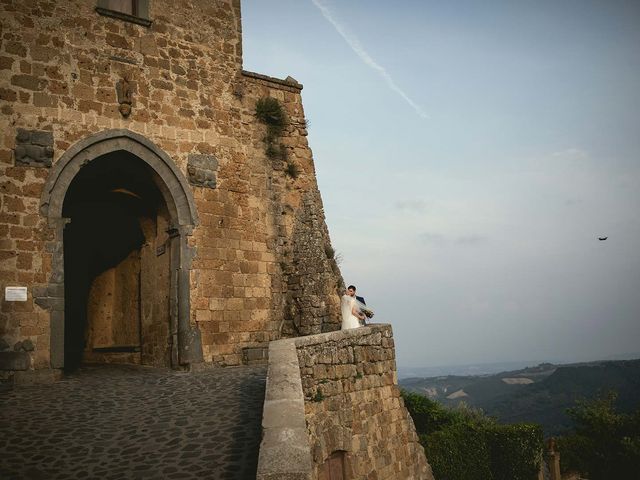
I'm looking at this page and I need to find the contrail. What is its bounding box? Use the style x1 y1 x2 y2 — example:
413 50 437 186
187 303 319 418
311 0 428 119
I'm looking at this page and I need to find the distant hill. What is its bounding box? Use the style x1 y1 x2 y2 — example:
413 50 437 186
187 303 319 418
397 360 551 379
400 359 640 436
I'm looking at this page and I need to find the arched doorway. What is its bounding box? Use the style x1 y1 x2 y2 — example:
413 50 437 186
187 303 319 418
40 130 202 370
62 152 173 368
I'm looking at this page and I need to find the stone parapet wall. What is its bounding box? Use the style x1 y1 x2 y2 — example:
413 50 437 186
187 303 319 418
258 325 434 480
257 337 314 480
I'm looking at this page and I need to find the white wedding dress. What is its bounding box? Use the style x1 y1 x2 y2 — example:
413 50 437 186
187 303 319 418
341 294 361 330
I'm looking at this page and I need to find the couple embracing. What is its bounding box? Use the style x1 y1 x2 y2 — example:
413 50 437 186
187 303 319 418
341 284 373 330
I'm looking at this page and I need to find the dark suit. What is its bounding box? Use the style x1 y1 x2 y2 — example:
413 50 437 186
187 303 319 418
355 295 367 325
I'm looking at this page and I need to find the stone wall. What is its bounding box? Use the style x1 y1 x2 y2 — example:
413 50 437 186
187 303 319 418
0 0 343 375
257 325 434 480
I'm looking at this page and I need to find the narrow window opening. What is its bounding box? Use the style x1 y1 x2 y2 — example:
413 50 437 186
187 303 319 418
104 0 136 15
96 0 151 27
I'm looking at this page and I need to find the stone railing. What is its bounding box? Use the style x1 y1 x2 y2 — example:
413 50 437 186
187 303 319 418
257 324 433 480
256 334 314 480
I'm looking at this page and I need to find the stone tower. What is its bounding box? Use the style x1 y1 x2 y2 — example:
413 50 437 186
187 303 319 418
0 0 344 378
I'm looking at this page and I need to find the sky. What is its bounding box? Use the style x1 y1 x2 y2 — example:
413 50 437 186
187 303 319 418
241 0 640 369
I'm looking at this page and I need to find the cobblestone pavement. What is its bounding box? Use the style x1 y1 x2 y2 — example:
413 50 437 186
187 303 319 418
0 364 267 480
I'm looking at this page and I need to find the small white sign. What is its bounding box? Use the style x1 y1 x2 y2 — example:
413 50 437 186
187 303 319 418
5 286 28 302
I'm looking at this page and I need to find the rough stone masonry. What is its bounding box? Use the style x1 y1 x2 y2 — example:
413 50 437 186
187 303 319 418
0 3 437 479
0 0 344 377
297 325 434 480
256 325 434 480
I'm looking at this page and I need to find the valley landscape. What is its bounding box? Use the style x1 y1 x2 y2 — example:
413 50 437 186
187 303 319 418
400 358 640 436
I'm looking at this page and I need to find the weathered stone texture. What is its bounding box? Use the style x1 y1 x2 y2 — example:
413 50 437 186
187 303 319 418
0 0 342 372
14 129 54 167
296 325 434 480
282 192 343 337
187 153 218 189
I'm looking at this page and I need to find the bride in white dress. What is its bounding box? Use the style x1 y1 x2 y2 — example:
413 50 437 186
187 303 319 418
341 287 363 330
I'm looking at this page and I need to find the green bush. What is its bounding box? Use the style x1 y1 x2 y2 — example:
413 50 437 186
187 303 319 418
265 142 279 159
402 390 543 480
486 423 543 480
285 161 299 179
255 97 290 167
402 391 452 435
403 391 491 432
255 97 286 141
423 424 493 480
557 392 640 480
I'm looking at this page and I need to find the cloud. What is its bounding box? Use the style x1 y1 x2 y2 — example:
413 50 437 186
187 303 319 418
551 148 588 161
418 232 488 246
418 232 446 245
395 199 429 213
455 235 487 245
311 0 429 119
563 198 582 207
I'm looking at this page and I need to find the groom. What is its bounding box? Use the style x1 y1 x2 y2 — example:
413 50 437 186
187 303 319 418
347 285 368 325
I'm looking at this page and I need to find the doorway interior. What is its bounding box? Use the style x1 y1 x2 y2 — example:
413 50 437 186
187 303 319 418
62 151 173 370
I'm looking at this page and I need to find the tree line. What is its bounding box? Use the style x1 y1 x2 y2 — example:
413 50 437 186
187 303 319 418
402 390 640 480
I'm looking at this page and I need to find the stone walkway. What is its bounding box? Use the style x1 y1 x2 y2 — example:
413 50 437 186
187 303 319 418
0 364 267 480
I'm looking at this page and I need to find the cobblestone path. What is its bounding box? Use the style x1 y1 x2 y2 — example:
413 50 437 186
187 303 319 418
0 364 267 480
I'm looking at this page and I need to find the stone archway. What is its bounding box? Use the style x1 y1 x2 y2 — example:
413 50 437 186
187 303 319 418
39 129 202 370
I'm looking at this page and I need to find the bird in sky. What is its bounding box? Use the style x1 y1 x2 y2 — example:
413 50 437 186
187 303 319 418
598 236 608 241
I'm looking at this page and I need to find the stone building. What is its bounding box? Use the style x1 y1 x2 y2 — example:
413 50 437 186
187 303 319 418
0 0 345 377
1 3 437 478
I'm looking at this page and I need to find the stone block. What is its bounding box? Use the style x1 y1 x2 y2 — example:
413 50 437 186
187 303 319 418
11 74 46 91
50 310 64 369
0 87 17 102
0 351 30 370
262 398 307 429
257 427 313 480
34 296 63 311
242 346 268 364
187 154 218 189
14 129 54 167
32 286 48 298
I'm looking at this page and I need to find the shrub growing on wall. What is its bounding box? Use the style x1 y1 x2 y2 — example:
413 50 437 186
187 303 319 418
255 97 300 178
255 97 286 141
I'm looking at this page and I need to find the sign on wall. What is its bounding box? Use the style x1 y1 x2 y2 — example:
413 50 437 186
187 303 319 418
4 286 28 302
